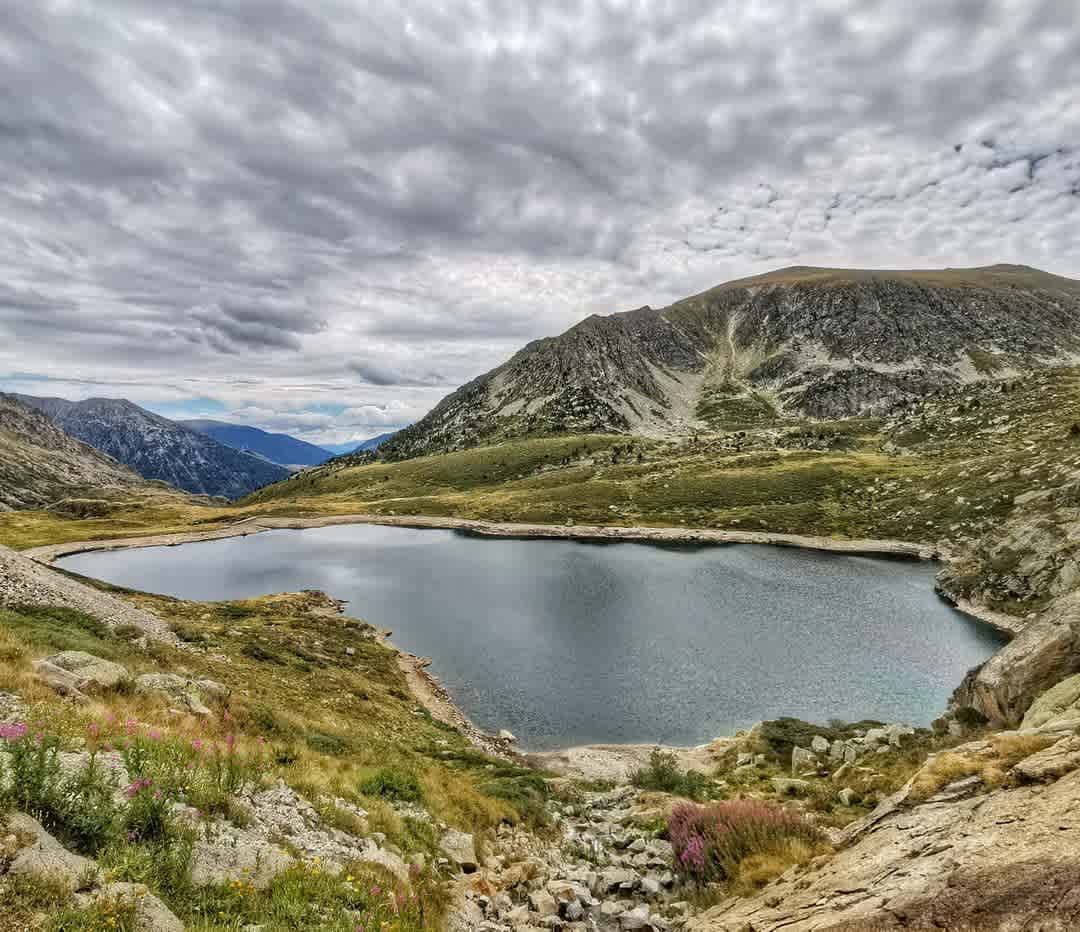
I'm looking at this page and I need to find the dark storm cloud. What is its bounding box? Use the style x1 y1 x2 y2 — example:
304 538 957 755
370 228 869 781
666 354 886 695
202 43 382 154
0 0 1077 442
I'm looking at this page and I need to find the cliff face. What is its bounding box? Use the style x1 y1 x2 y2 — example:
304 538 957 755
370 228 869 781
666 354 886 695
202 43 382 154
381 265 1080 460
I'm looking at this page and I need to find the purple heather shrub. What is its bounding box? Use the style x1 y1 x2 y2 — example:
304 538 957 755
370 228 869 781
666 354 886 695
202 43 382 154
668 799 824 883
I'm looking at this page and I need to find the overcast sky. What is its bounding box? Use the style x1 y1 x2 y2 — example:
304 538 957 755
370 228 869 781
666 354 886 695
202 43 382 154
2 0 1078 444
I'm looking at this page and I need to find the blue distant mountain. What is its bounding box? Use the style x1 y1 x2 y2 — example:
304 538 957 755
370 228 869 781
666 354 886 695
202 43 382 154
180 420 333 468
320 431 399 456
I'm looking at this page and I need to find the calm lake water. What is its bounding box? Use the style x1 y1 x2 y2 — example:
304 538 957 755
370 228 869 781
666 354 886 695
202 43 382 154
58 524 1004 751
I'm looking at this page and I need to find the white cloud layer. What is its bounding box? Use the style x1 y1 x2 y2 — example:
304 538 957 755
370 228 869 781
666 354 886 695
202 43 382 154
1 0 1077 443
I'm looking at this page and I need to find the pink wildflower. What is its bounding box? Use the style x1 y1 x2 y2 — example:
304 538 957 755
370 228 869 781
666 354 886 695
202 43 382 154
0 722 28 741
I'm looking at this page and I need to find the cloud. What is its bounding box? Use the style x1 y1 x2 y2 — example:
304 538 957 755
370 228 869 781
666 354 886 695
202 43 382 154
0 0 1076 439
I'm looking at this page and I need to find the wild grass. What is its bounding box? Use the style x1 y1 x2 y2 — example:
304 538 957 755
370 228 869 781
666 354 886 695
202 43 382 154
630 749 715 800
907 733 1057 801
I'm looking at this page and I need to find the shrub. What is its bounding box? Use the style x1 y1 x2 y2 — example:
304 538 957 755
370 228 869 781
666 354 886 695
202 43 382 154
359 767 424 803
306 732 349 756
630 749 712 800
668 799 826 888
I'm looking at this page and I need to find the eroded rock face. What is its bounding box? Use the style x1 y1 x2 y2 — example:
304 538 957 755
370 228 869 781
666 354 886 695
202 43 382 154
688 740 1080 931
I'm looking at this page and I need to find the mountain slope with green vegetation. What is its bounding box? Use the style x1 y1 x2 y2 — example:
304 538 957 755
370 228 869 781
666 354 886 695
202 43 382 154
379 264 1080 460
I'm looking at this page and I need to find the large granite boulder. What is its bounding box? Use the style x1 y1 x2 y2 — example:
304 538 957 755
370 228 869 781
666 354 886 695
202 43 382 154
6 812 98 893
134 673 213 715
951 592 1080 725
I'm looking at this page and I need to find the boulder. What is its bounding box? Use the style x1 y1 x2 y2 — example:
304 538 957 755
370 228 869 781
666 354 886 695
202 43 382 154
440 828 478 872
39 651 129 691
31 659 90 702
6 812 97 893
810 735 830 754
134 673 212 715
885 723 915 747
79 883 184 932
598 867 639 893
498 729 518 742
771 777 812 796
619 904 652 929
838 787 856 806
529 889 558 916
791 746 817 773
1011 735 1080 783
1021 673 1080 730
190 824 294 889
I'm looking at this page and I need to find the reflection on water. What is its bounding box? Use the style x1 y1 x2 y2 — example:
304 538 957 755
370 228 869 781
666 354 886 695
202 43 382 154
59 524 1005 751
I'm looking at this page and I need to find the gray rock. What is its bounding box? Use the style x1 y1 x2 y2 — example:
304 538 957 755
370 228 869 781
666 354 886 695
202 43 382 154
499 729 518 742
441 828 478 872
81 883 184 932
810 735 830 754
641 876 662 897
599 868 639 893
791 746 817 773
40 650 129 690
620 904 652 930
838 787 856 806
31 659 90 702
1011 735 1080 783
134 673 212 715
529 889 558 916
885 723 915 747
7 812 97 893
190 824 294 889
1022 674 1080 730
771 777 812 796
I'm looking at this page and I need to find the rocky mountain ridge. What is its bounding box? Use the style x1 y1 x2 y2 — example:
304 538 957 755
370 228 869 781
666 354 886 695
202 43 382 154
0 393 156 511
381 264 1080 460
179 419 333 468
14 394 290 499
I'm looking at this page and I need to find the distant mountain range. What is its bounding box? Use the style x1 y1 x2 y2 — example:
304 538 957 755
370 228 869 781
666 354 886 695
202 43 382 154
180 419 333 468
0 394 163 510
320 432 399 456
380 264 1080 460
13 395 289 499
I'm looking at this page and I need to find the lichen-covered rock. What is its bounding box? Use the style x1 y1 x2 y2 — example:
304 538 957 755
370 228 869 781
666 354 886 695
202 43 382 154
6 811 98 893
78 883 184 932
39 650 129 690
1011 735 1080 783
441 828 478 872
190 823 294 889
134 673 212 715
1021 673 1080 730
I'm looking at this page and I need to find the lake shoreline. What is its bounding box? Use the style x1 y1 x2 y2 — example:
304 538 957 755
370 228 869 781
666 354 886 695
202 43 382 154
31 512 1022 776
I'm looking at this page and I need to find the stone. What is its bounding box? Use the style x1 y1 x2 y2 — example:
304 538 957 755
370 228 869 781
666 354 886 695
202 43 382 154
810 735 830 754
829 739 846 761
735 752 753 766
499 729 518 742
791 746 817 773
195 678 230 703
39 650 129 690
838 787 856 806
620 904 652 929
1011 735 1080 783
564 899 585 921
190 824 294 889
83 883 184 932
627 837 647 853
134 673 212 715
529 889 558 916
771 777 811 796
599 867 639 893
1021 673 1080 730
31 659 90 702
440 828 478 872
640 876 662 897
863 727 887 745
885 723 915 747
7 812 97 893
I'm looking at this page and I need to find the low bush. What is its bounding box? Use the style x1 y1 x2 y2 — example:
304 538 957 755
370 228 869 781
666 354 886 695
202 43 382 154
360 767 424 803
668 799 827 891
630 749 713 800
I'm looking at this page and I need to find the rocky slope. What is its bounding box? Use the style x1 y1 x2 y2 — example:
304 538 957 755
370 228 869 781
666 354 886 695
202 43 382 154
14 395 290 498
381 265 1080 459
179 419 333 468
0 393 153 511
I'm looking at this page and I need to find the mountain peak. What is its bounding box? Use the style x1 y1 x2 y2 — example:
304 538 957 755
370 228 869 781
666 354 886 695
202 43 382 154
380 263 1080 460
